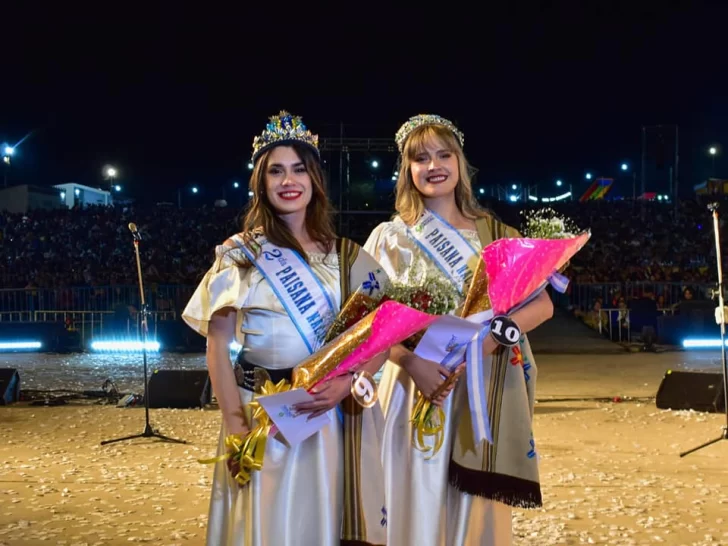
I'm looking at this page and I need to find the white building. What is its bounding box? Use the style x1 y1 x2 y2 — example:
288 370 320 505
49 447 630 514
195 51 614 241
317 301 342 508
54 183 113 208
0 185 66 214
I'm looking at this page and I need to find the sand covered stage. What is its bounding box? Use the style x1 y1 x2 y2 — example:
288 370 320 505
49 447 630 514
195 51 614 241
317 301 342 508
1 350 727 545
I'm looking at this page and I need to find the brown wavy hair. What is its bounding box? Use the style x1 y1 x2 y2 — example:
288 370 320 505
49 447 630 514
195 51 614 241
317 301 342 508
395 124 489 225
241 142 337 261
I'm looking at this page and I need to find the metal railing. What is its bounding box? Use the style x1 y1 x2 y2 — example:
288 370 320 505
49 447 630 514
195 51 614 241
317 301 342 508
580 307 675 343
0 285 195 314
595 308 631 342
0 311 33 322
567 282 714 312
0 309 177 346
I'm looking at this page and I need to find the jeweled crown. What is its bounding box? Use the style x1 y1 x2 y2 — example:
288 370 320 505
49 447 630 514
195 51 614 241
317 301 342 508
395 114 465 152
252 110 319 162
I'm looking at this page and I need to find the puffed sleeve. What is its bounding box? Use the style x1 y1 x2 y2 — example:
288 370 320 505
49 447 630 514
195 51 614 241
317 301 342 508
363 222 388 263
182 239 252 337
363 220 415 283
348 244 391 297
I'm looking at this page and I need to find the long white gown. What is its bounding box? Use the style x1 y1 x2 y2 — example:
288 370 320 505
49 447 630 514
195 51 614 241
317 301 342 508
183 236 356 546
365 218 512 546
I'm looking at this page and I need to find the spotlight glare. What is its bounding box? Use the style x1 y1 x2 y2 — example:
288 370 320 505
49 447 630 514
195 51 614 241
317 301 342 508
0 341 42 350
90 340 161 352
682 338 727 348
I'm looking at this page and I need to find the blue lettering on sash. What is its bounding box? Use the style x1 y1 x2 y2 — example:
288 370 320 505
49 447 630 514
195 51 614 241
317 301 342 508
263 248 283 261
407 209 479 295
456 265 470 283
286 280 304 293
424 230 469 278
276 266 316 315
306 312 326 340
425 228 440 240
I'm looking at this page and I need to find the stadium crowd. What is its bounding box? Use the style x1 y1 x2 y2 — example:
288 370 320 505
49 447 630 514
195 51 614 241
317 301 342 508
0 198 718 293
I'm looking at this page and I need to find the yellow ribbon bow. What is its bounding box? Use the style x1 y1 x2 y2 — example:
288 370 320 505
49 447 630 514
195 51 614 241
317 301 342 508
198 378 291 485
410 367 464 458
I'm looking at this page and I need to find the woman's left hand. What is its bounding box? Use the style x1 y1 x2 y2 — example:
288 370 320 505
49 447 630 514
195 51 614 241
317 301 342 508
292 375 352 420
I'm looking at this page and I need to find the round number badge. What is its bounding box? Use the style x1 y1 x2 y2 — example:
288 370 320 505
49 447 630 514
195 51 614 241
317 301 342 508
350 371 378 408
490 315 521 347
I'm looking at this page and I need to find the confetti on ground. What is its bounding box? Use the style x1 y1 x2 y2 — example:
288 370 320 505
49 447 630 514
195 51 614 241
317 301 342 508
1 351 726 545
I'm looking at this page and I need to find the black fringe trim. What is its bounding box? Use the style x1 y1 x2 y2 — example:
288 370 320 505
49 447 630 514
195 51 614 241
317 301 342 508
449 461 543 509
341 541 384 546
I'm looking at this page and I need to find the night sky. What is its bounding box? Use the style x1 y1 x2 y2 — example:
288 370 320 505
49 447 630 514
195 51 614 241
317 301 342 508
2 3 728 204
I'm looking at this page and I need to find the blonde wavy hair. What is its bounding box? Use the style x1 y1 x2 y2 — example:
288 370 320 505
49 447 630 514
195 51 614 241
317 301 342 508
395 124 489 225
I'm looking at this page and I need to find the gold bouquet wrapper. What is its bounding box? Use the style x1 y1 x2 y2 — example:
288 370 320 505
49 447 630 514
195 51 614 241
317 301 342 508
411 259 493 456
293 311 377 390
459 258 492 318
198 312 380 485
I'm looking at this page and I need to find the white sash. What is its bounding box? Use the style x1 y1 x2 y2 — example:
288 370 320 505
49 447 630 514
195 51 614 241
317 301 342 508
406 209 479 294
236 236 336 354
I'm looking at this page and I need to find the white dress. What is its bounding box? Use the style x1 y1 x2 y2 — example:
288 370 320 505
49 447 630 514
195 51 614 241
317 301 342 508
364 218 512 546
183 237 346 546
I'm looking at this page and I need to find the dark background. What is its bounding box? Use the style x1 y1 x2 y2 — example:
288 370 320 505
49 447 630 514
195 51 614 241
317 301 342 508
2 2 727 205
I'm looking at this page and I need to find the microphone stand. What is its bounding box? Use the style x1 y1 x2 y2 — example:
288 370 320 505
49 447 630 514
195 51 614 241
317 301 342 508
680 202 728 457
101 224 186 446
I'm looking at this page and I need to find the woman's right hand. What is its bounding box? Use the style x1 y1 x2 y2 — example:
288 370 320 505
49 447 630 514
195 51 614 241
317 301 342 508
401 354 452 405
225 424 249 484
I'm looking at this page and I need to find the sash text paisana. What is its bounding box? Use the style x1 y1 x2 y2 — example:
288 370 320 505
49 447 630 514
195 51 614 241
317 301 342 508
275 265 327 339
425 228 470 280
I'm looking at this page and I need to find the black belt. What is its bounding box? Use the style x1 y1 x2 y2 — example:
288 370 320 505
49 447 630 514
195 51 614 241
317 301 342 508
234 354 294 392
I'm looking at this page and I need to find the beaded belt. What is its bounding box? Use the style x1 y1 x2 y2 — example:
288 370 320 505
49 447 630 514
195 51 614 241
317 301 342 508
234 354 294 392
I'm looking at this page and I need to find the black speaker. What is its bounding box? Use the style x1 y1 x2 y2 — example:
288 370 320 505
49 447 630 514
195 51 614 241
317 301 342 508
656 370 725 413
0 368 20 405
147 369 211 409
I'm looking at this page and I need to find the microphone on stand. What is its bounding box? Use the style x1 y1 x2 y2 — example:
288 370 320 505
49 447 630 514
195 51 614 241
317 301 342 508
128 222 141 241
100 218 186 446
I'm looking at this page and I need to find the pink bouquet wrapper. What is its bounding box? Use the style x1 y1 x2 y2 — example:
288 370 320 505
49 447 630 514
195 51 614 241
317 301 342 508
317 300 439 385
462 232 590 444
267 300 438 438
482 232 591 314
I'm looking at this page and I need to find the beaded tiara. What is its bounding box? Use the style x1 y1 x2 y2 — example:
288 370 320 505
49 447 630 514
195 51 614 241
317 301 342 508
394 114 465 153
252 110 319 162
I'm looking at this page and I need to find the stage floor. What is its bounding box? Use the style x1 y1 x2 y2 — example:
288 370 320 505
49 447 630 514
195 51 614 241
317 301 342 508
1 350 727 545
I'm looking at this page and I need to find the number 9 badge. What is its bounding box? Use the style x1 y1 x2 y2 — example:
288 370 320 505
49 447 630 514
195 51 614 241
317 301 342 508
350 371 378 408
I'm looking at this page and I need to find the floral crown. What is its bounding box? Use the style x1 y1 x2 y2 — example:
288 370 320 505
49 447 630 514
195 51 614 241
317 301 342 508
394 114 465 153
251 110 319 162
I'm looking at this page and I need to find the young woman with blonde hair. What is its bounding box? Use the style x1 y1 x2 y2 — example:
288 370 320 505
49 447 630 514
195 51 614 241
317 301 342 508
365 114 553 545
